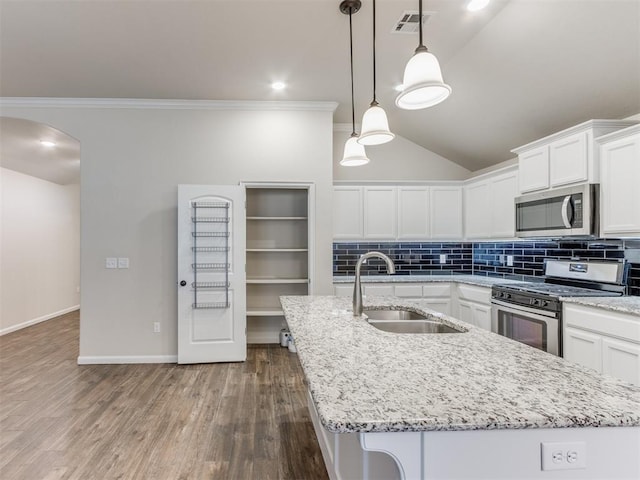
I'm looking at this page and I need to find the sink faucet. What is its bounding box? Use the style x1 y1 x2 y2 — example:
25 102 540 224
353 251 396 316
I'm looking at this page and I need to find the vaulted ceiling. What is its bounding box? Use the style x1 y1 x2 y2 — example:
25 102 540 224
1 0 639 173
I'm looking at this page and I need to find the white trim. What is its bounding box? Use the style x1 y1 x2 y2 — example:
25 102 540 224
0 305 79 336
77 355 178 365
246 331 280 344
0 97 338 112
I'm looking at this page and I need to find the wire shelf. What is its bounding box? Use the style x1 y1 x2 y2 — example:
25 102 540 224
192 263 230 270
192 246 230 252
192 302 230 309
192 217 230 223
192 232 230 238
192 281 230 289
192 202 229 209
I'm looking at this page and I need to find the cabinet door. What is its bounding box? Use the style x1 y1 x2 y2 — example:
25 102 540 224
422 299 451 316
602 337 640 386
364 187 397 239
550 132 588 187
564 327 603 373
397 187 430 239
464 181 491 239
458 299 474 326
518 147 549 193
333 186 363 239
430 186 463 239
600 132 640 235
473 304 492 331
491 172 518 238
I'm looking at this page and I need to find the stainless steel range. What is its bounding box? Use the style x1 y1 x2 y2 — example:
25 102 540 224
491 259 627 356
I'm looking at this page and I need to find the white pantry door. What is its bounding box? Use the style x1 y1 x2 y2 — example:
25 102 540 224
178 185 246 364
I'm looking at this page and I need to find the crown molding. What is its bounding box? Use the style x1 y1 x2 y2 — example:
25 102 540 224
0 97 339 112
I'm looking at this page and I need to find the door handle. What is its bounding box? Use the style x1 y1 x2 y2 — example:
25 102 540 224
561 195 573 228
179 280 187 287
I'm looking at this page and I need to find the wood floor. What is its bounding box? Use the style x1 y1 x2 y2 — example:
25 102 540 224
0 311 329 480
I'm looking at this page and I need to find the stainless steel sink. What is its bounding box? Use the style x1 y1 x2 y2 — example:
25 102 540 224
363 308 463 334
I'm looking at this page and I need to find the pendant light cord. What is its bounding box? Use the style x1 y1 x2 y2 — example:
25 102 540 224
349 7 357 136
417 0 427 52
372 0 377 105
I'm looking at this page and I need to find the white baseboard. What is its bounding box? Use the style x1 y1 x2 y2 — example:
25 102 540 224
77 355 178 365
0 305 80 336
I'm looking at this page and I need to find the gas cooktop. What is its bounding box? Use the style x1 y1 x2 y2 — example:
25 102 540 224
494 282 622 298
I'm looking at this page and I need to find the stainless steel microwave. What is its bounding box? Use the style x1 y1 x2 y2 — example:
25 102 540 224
515 184 599 237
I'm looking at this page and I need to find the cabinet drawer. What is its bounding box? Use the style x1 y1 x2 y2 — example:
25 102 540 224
564 304 640 343
395 284 423 297
363 285 394 296
423 284 452 297
457 284 491 304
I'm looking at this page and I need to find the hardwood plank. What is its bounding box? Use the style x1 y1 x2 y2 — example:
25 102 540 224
0 312 328 479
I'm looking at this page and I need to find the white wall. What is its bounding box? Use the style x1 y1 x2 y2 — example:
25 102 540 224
333 127 471 181
0 100 335 360
0 167 80 334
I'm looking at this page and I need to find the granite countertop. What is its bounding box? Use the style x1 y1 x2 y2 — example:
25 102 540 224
332 274 526 288
280 295 640 434
561 296 640 316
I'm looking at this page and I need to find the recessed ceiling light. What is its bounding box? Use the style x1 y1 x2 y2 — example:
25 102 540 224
271 81 286 91
394 84 404 92
467 0 490 12
40 140 56 147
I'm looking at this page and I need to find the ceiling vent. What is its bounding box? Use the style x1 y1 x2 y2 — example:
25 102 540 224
391 10 434 34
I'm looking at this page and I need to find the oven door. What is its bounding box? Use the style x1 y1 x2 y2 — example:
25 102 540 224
491 299 561 356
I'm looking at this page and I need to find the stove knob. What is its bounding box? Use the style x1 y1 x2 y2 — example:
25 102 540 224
505 293 512 299
542 300 550 307
532 299 541 306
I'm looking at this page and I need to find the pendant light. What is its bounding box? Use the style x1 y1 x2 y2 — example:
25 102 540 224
340 0 370 167
395 0 451 110
358 0 394 146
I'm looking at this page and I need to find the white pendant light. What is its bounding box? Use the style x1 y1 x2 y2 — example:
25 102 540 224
395 0 451 110
358 0 394 146
340 0 370 167
341 134 370 166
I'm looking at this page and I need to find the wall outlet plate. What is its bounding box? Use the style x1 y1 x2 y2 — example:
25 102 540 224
105 257 118 269
541 441 587 471
118 257 130 269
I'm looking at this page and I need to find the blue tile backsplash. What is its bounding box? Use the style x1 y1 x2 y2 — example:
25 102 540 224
333 238 640 296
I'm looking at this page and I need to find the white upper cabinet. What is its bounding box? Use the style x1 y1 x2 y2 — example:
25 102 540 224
464 169 518 239
464 181 491 239
549 131 589 187
397 187 430 239
363 186 397 239
430 186 463 239
333 186 363 239
518 147 549 193
598 125 640 236
513 120 637 194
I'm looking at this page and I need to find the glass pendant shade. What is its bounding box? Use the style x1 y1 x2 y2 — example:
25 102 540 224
340 135 370 166
395 49 452 110
358 104 395 146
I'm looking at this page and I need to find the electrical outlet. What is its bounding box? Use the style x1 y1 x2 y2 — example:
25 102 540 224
153 322 161 333
439 254 447 264
507 255 514 267
541 442 587 471
105 257 118 269
118 257 130 269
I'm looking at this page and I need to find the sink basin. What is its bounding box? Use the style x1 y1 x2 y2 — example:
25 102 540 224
363 308 463 334
363 308 428 321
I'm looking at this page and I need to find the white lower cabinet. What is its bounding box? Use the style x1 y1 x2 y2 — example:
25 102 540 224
363 284 394 296
456 284 492 331
563 303 640 386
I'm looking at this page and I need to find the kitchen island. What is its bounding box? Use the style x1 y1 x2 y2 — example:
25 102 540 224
280 295 640 480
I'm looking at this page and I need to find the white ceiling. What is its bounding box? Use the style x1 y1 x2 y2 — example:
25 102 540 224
0 0 639 173
0 117 80 185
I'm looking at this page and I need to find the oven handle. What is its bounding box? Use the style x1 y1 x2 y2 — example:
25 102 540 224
490 299 559 320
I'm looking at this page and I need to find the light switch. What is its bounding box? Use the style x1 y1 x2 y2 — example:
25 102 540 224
105 257 118 269
507 255 514 267
439 254 447 264
118 257 130 269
